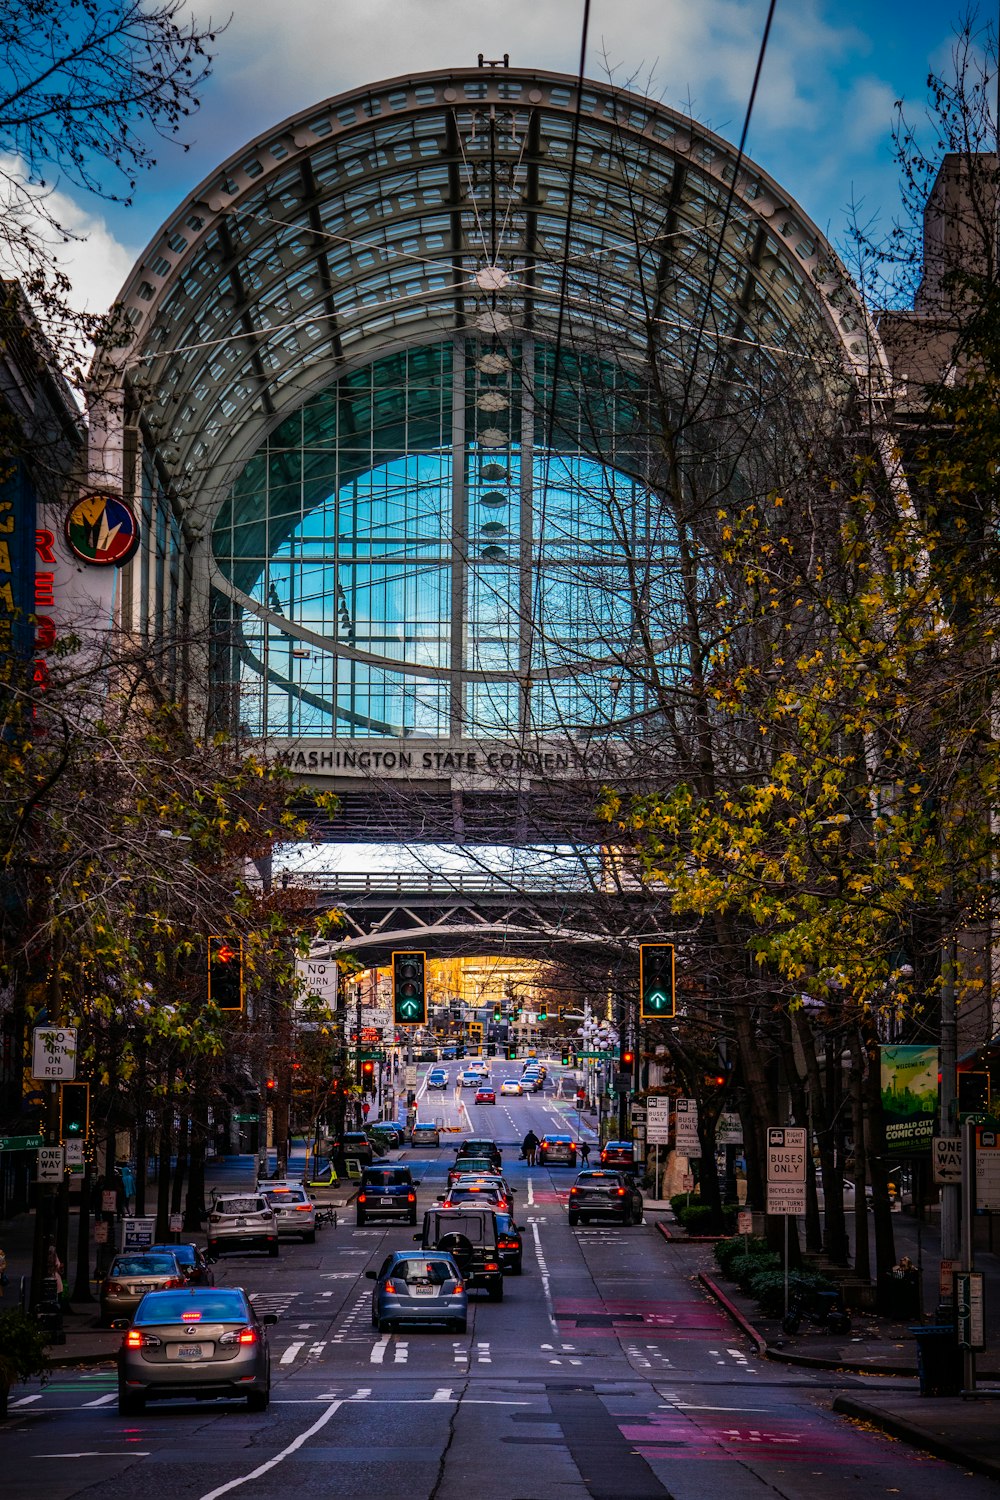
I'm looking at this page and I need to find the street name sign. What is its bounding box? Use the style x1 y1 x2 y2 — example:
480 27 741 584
0 1134 43 1152
932 1135 962 1186
646 1098 671 1145
31 1026 78 1081
36 1145 65 1182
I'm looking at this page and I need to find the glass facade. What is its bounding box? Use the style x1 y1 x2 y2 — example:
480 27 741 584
213 339 674 739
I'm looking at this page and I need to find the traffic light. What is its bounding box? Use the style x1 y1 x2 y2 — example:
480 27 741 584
362 1059 375 1082
639 942 675 1020
60 1081 89 1139
538 1001 548 1020
493 1003 502 1022
208 934 244 1011
621 1047 635 1068
561 1046 572 1066
506 1044 518 1060
392 950 426 1025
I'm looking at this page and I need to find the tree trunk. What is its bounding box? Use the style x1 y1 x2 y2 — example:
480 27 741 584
793 1007 849 1264
849 1030 871 1283
71 1163 94 1303
170 1109 189 1215
184 1109 207 1231
155 1107 173 1242
860 1017 896 1285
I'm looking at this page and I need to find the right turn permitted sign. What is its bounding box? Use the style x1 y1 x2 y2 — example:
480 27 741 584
766 1125 806 1215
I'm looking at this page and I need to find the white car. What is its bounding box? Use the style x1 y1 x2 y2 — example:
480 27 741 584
207 1194 279 1257
500 1079 523 1097
260 1183 317 1242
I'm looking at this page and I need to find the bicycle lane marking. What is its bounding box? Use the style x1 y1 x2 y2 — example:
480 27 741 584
196 1392 356 1500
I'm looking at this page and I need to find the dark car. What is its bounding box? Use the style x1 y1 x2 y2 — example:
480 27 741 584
366 1251 467 1333
418 1206 504 1301
568 1169 644 1225
337 1132 375 1167
357 1165 420 1225
147 1243 215 1286
495 1211 524 1274
117 1286 276 1414
447 1155 496 1188
599 1140 636 1171
456 1138 502 1171
538 1134 577 1167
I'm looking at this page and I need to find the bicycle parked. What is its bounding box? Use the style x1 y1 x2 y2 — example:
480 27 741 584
781 1286 851 1335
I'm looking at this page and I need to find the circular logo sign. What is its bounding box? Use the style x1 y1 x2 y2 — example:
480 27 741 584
65 492 140 567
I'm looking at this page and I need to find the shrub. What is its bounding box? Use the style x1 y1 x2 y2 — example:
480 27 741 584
714 1234 769 1274
0 1309 48 1391
670 1191 700 1216
728 1249 781 1291
748 1268 837 1316
675 1204 715 1234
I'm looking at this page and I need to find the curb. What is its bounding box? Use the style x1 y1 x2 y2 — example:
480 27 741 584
832 1395 1000 1483
696 1272 920 1376
655 1222 726 1245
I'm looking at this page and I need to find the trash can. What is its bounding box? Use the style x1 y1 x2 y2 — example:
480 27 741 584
909 1325 961 1397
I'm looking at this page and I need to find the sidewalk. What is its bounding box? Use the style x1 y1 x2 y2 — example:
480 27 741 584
0 1149 358 1368
664 1206 1000 1482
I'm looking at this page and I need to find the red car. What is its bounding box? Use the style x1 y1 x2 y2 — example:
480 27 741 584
475 1086 496 1105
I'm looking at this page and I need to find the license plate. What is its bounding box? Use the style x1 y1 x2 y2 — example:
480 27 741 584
411 1286 436 1297
177 1343 204 1359
380 1197 394 1205
235 1217 246 1225
168 1342 213 1360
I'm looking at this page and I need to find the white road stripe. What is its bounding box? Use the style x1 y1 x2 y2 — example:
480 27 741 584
197 1395 349 1500
530 1221 558 1337
82 1393 117 1408
10 1394 42 1407
279 1341 304 1365
369 1335 390 1364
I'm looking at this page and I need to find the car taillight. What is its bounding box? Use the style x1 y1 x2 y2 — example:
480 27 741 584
238 1326 257 1344
124 1328 160 1348
106 1281 126 1295
296 1203 312 1212
163 1277 185 1289
220 1326 256 1346
484 1262 499 1272
407 1192 416 1202
384 1280 398 1295
616 1187 626 1196
357 1193 367 1203
209 1214 221 1223
451 1284 464 1296
570 1188 579 1195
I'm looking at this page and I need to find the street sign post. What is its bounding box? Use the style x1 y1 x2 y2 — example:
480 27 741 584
932 1135 962 1186
975 1126 1000 1210
767 1126 807 1319
646 1098 671 1145
121 1217 156 1253
36 1145 65 1182
956 1271 986 1351
295 954 339 1009
31 1026 78 1081
675 1097 699 1153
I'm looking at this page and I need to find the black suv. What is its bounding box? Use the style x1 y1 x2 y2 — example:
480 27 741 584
456 1138 502 1171
418 1206 504 1301
357 1166 420 1225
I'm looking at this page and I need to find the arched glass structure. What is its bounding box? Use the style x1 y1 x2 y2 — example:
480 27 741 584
94 64 888 793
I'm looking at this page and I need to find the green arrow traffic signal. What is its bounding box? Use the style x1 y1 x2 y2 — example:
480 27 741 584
392 950 427 1026
640 943 676 1020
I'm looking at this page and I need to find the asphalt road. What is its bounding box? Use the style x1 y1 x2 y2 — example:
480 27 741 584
4 1058 996 1499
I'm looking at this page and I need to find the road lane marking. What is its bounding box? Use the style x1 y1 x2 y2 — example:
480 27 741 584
10 1394 42 1407
370 1335 390 1364
82 1393 117 1407
432 1387 453 1401
279 1341 304 1365
530 1221 558 1336
393 1340 408 1364
526 1178 534 1205
36 1452 151 1459
196 1395 350 1500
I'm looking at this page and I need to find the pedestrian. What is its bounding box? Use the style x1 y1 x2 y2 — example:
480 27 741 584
522 1130 539 1167
579 1140 590 1166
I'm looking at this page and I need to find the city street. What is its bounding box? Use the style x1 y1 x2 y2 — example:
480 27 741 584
3 1059 996 1500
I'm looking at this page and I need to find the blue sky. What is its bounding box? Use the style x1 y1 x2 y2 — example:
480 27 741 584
36 1 968 314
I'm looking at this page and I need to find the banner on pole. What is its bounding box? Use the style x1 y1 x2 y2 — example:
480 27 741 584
880 1044 938 1154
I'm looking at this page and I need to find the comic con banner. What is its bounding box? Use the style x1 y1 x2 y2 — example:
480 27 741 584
880 1044 939 1154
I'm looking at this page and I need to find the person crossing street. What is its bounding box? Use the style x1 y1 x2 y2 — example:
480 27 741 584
522 1129 539 1166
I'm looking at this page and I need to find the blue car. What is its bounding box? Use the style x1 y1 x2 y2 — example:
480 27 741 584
366 1251 467 1333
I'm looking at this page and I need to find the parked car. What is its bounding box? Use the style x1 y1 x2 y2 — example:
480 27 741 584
495 1211 524 1274
260 1182 317 1242
411 1122 441 1148
538 1134 577 1167
117 1286 276 1414
366 1251 467 1333
100 1252 186 1326
207 1194 279 1257
357 1165 420 1225
336 1132 375 1167
147 1243 215 1286
418 1206 504 1301
568 1169 644 1225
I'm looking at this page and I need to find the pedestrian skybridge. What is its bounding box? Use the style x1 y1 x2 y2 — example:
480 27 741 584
95 61 887 840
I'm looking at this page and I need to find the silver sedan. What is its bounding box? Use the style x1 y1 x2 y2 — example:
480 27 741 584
117 1286 276 1413
366 1251 467 1333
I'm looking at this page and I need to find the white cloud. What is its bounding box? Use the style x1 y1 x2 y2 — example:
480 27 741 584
0 153 136 314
